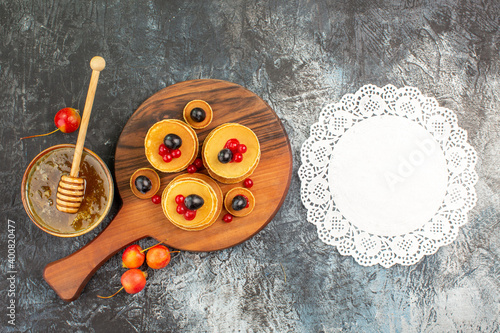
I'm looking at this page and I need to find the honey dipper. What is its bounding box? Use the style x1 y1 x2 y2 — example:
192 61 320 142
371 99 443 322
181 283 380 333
56 56 106 214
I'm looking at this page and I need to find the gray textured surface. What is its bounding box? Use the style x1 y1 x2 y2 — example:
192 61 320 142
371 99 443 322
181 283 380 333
1 0 499 332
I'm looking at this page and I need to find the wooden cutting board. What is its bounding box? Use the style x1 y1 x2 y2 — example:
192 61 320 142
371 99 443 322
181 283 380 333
43 79 293 301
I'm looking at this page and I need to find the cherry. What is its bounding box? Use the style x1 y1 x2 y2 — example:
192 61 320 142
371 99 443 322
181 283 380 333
184 210 196 220
171 149 181 158
151 195 161 204
21 107 81 140
194 158 204 170
243 178 253 188
162 154 173 163
187 164 197 173
223 213 233 223
121 269 147 294
237 144 247 154
233 152 243 163
175 195 185 205
122 244 145 269
146 245 171 269
159 144 169 156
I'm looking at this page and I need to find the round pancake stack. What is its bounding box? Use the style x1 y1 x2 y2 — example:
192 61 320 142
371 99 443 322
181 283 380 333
144 119 198 173
202 123 260 184
161 173 223 231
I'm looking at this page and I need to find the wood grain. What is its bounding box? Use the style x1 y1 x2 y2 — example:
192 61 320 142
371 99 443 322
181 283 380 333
44 79 292 301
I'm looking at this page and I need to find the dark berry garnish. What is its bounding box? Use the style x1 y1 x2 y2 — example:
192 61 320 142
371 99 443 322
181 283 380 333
223 213 233 223
151 195 161 204
164 133 182 150
187 164 197 173
135 175 152 193
243 178 253 188
184 194 204 210
218 148 233 164
190 108 206 122
232 195 248 211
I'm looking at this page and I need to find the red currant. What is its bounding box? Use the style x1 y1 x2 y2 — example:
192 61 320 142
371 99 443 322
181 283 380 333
175 195 185 205
242 195 249 208
237 144 247 154
194 158 203 170
171 149 181 158
159 144 169 156
233 152 243 163
162 154 173 163
151 195 161 204
187 164 197 173
225 138 240 151
176 205 186 214
184 210 196 220
223 213 233 223
243 178 253 188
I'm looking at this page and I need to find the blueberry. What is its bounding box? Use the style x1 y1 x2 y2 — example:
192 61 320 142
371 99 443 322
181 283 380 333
164 133 182 150
184 194 204 210
190 108 206 122
232 195 247 211
135 175 152 193
218 148 233 164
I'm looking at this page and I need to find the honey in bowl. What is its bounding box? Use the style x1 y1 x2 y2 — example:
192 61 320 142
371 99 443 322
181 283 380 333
22 144 113 237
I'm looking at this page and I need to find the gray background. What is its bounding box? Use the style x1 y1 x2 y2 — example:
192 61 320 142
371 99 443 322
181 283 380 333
1 0 499 332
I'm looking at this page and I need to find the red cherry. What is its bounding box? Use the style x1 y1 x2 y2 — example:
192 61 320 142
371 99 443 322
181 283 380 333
151 195 161 204
162 154 173 163
223 213 233 223
187 164 197 173
176 204 186 214
243 178 253 188
146 245 171 269
171 149 181 158
194 158 204 170
175 195 185 204
121 269 147 294
54 108 81 133
159 144 168 156
237 144 247 154
184 210 196 220
122 244 145 269
233 152 243 163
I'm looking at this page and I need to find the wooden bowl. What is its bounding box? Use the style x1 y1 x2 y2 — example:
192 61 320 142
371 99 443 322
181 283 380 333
21 144 114 237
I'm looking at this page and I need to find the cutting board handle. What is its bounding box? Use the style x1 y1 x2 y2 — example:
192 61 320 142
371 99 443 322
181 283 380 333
44 206 148 302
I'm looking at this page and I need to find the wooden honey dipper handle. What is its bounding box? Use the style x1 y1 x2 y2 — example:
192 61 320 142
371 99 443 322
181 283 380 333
70 56 106 177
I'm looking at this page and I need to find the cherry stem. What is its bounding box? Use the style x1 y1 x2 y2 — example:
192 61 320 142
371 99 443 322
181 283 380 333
20 128 60 140
140 242 164 253
97 286 124 299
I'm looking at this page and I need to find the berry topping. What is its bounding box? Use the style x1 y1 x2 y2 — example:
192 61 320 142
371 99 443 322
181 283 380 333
159 144 169 156
194 158 204 170
187 164 197 173
175 195 185 205
162 154 173 163
232 195 248 211
190 108 206 122
184 210 196 220
237 144 247 154
243 178 253 188
151 195 161 204
184 194 204 210
218 148 233 164
135 175 152 193
171 149 182 158
164 133 182 150
176 205 186 214
225 138 240 152
223 213 233 223
232 152 243 163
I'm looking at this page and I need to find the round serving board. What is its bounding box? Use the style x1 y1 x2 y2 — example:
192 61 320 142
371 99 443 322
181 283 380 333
44 79 292 301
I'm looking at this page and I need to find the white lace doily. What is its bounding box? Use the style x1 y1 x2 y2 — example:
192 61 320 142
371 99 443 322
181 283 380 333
299 84 477 267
